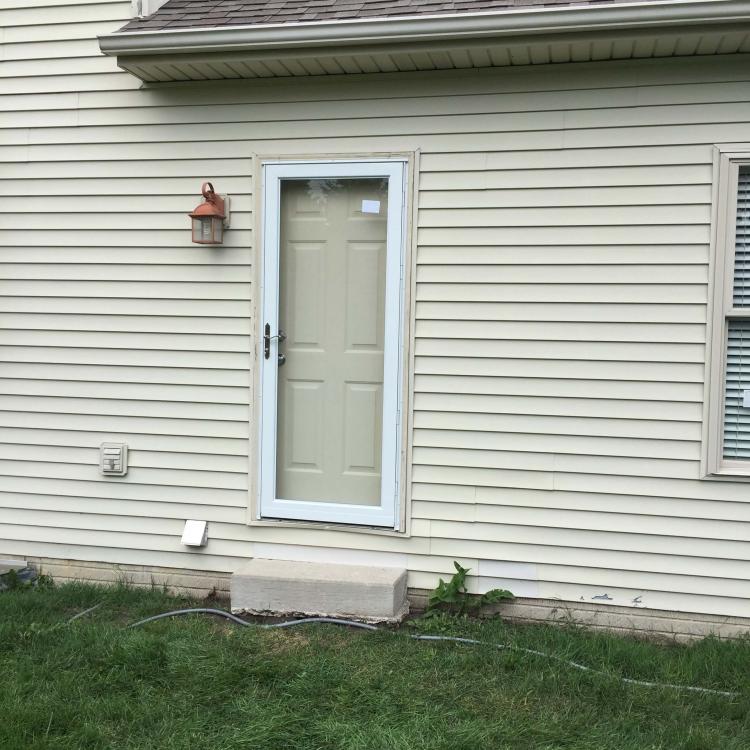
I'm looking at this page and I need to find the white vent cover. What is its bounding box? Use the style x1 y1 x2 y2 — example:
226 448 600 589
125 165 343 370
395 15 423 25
100 443 128 476
181 520 208 547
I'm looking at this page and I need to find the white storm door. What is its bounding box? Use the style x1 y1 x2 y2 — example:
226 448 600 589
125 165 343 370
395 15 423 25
259 161 406 528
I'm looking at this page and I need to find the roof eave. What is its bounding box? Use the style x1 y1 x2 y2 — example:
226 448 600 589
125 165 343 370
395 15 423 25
99 0 750 57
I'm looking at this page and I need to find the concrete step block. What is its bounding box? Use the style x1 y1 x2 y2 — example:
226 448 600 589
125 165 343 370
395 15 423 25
231 558 408 622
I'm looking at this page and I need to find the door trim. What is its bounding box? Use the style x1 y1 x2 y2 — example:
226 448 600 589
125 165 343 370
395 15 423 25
257 159 408 529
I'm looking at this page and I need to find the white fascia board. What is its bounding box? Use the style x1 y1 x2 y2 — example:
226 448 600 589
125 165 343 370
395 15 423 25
100 0 750 56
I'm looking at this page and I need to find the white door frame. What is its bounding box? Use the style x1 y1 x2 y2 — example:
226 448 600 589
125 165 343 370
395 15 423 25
258 159 407 528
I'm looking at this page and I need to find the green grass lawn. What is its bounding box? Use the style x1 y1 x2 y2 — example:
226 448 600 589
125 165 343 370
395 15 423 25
1 582 749 749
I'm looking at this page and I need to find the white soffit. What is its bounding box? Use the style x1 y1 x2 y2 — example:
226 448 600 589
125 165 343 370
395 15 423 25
100 1 750 82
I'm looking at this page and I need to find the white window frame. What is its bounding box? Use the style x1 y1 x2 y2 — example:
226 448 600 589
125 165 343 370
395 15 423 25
704 145 750 478
257 159 408 528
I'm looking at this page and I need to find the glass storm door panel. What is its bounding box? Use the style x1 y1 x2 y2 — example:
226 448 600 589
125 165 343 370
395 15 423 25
259 162 406 528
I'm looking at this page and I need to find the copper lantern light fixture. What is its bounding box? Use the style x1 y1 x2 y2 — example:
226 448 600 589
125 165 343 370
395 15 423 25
189 182 230 245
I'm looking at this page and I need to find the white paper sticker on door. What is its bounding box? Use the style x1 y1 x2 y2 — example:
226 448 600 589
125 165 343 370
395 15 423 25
361 199 380 214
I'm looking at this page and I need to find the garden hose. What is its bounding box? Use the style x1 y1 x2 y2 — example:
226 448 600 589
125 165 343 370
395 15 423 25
125 607 739 699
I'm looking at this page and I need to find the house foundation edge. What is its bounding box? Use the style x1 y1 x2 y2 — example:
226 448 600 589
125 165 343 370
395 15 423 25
13 556 750 642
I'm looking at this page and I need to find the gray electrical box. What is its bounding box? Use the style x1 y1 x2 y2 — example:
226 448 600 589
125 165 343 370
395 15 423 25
100 443 128 476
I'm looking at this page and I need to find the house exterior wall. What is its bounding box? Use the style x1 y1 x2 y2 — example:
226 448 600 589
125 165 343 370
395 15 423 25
3 0 750 618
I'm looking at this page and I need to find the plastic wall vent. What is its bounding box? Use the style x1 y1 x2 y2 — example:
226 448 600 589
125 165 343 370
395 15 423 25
100 443 128 476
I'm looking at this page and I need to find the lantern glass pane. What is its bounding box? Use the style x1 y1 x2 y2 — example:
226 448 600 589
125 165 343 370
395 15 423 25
212 217 223 244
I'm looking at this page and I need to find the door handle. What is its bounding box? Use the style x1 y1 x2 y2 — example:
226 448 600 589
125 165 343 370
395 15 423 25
263 324 287 360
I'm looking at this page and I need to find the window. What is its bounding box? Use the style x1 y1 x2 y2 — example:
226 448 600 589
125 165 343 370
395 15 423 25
705 148 750 476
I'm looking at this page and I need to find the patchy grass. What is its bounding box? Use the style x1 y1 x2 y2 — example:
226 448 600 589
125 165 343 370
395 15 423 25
1 583 749 749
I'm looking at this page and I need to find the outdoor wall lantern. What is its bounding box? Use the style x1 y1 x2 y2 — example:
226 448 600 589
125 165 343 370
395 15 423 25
189 182 230 245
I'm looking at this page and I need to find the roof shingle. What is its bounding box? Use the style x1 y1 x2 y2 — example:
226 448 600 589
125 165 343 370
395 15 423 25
121 0 672 32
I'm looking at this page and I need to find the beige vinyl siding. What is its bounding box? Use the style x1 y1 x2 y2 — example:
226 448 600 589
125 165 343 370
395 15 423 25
4 0 750 617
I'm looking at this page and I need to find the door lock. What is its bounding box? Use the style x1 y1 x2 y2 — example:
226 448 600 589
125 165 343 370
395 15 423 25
263 324 287 360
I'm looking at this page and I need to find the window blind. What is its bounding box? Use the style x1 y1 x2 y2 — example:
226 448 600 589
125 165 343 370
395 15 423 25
723 167 750 459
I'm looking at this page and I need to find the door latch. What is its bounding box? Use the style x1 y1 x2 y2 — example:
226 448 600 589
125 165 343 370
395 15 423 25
263 324 286 360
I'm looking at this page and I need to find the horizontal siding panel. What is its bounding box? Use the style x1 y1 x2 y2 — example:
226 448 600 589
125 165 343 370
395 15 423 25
0 177 252 196
0 194 251 213
0 473 247 506
428 519 750 561
413 502 750 548
413 375 703 401
0 427 248 456
416 246 709 265
0 213 251 231
416 264 706 284
0 379 249 405
0 395 248 421
414 393 701 421
0 492 245 525
0 55 116 79
0 3 126 26
7 84 745 120
8 115 750 148
0 363 250 387
1 158 254 179
426 536 750 580
414 356 705 382
0 460 248 491
415 302 707 323
415 339 705 362
0 230 252 248
417 226 710 245
0 314 251 336
0 524 256 559
1 39 105 63
418 206 708 228
0 247 251 265
0 71 135 94
52 75 750 112
412 446 696 479
416 283 706 303
416 320 705 343
0 263 252 281
412 482 750 523
420 145 711 171
413 411 702 441
553 472 750 504
0 298 251 317
3 121 749 160
0 346 249 369
418 185 711 207
0 410 249 439
0 443 247 473
0 329 251 353
413 428 699 460
419 165 713 189
469 486 750 523
3 21 127 46
0 280 250 299
0 538 240 577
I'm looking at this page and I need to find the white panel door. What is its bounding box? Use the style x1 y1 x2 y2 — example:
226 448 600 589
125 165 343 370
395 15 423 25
259 161 406 527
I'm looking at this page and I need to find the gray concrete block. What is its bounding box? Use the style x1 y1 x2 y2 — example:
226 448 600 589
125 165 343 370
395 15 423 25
231 558 408 622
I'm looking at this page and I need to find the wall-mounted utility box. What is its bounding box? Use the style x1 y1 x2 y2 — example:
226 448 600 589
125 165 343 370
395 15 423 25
100 443 128 476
